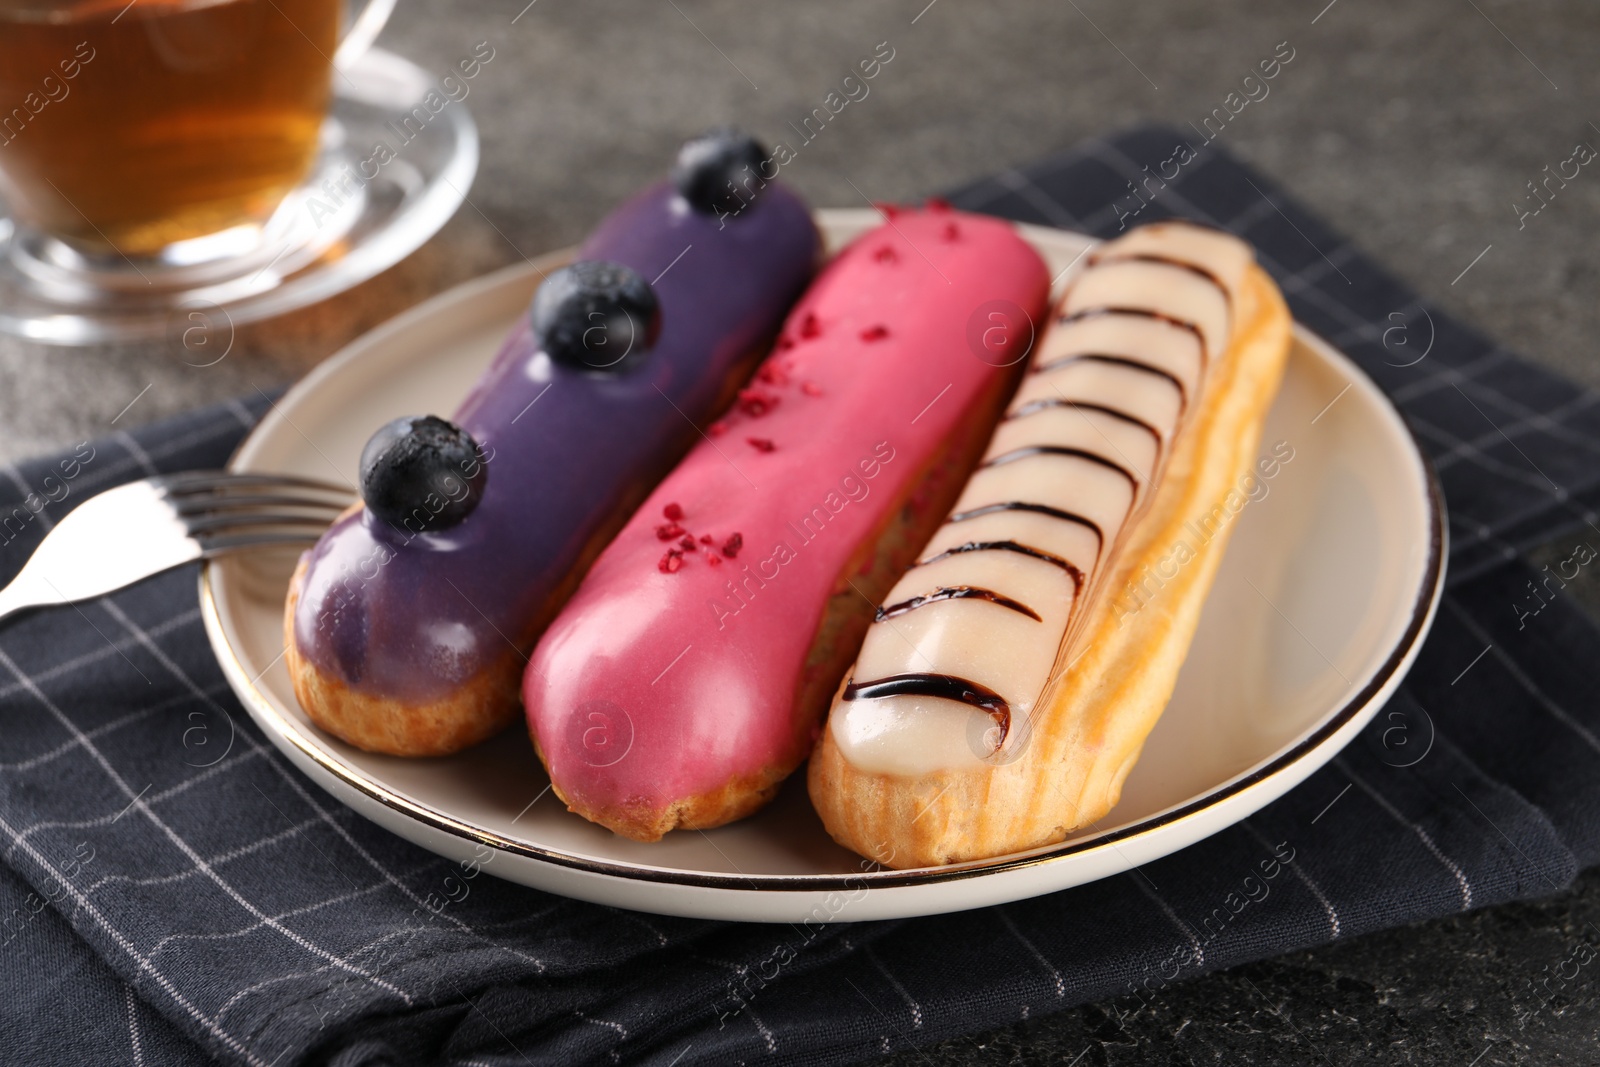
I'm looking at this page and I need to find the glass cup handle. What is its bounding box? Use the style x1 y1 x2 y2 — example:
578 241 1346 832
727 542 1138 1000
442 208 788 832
334 0 397 70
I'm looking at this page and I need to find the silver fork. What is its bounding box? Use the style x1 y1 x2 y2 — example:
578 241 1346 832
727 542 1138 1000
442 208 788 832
0 471 354 624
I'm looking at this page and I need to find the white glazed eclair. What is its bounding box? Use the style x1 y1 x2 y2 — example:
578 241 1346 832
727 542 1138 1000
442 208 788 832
807 220 1293 868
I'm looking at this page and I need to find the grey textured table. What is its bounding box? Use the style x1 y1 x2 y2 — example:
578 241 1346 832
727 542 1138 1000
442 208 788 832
4 2 1599 1063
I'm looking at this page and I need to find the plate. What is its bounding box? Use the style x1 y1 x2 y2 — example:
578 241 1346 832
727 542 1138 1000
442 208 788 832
200 210 1446 922
0 47 477 345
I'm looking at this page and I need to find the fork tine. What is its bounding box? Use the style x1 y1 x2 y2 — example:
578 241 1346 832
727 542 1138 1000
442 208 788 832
163 468 357 542
181 513 343 536
195 530 330 555
168 493 353 517
153 470 354 497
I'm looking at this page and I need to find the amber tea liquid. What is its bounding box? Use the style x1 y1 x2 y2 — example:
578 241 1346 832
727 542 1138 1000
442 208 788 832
0 0 338 256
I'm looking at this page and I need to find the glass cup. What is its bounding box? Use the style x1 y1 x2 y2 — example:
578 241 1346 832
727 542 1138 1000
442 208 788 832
0 0 393 264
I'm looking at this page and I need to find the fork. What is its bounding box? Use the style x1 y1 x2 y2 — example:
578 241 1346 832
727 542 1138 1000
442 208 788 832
0 471 354 624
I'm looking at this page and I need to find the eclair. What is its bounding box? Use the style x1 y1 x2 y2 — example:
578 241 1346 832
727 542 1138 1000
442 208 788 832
524 206 1051 840
808 221 1293 868
285 131 819 756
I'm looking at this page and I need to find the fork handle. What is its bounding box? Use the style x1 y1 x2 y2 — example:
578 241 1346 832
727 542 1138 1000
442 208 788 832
0 574 61 626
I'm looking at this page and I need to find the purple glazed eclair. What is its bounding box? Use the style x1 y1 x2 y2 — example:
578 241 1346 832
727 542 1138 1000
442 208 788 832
285 131 819 755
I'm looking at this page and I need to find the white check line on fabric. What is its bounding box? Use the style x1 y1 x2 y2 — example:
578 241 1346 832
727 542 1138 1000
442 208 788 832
1128 873 1205 967
1333 757 1472 910
0 635 416 1010
0 804 266 1065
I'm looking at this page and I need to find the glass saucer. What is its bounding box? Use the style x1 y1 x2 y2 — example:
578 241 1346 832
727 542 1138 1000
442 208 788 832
0 47 479 346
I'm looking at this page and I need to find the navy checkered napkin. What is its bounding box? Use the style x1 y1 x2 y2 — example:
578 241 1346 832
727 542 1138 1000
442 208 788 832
2 127 1599 1067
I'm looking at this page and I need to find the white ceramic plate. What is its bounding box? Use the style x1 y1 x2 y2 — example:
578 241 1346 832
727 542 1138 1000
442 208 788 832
201 210 1445 923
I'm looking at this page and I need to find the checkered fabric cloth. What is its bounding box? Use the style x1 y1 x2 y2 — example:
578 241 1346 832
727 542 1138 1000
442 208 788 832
2 126 1600 1067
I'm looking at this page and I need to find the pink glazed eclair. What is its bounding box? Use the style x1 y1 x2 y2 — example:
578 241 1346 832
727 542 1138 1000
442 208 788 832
524 206 1050 840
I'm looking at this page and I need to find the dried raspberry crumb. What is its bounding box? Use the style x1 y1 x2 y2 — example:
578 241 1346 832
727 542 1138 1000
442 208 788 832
699 533 715 545
707 553 722 567
658 549 684 574
747 436 775 453
860 324 890 342
708 420 728 437
777 335 796 351
680 535 698 552
799 312 821 339
721 533 743 558
801 381 823 397
873 245 898 263
925 196 953 212
655 521 685 541
662 502 684 521
942 221 960 241
737 388 779 417
873 201 902 218
757 361 789 387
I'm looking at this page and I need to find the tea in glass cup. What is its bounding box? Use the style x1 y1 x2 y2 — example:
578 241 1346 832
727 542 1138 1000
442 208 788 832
0 0 340 258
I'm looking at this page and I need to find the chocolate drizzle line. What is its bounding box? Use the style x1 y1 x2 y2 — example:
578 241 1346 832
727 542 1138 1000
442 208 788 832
981 445 1139 492
1086 253 1232 310
877 585 1043 623
1007 398 1163 441
915 541 1085 595
1058 307 1209 367
1006 398 1165 471
1031 353 1188 412
947 501 1105 557
842 673 1011 747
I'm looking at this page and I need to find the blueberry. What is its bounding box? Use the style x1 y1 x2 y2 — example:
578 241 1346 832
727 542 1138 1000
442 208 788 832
529 260 660 371
672 127 769 216
359 415 488 533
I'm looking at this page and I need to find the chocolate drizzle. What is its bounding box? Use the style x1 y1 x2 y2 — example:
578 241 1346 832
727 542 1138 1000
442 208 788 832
1031 353 1188 412
915 540 1085 595
843 229 1243 757
1007 398 1162 439
1086 252 1232 310
981 445 1139 492
842 673 1011 747
947 501 1105 557
1059 307 1210 366
1006 399 1165 469
877 585 1042 623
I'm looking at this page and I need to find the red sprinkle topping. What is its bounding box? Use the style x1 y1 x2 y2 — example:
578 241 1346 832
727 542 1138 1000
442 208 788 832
680 535 698 552
708 420 728 437
659 549 684 574
655 521 685 541
801 381 823 397
662 502 684 521
757 361 789 387
707 553 722 567
942 221 960 241
721 533 744 558
874 201 902 218
799 313 821 339
777 335 796 351
699 533 715 545
873 245 898 263
747 436 775 453
860 325 890 342
925 196 953 212
737 388 779 417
